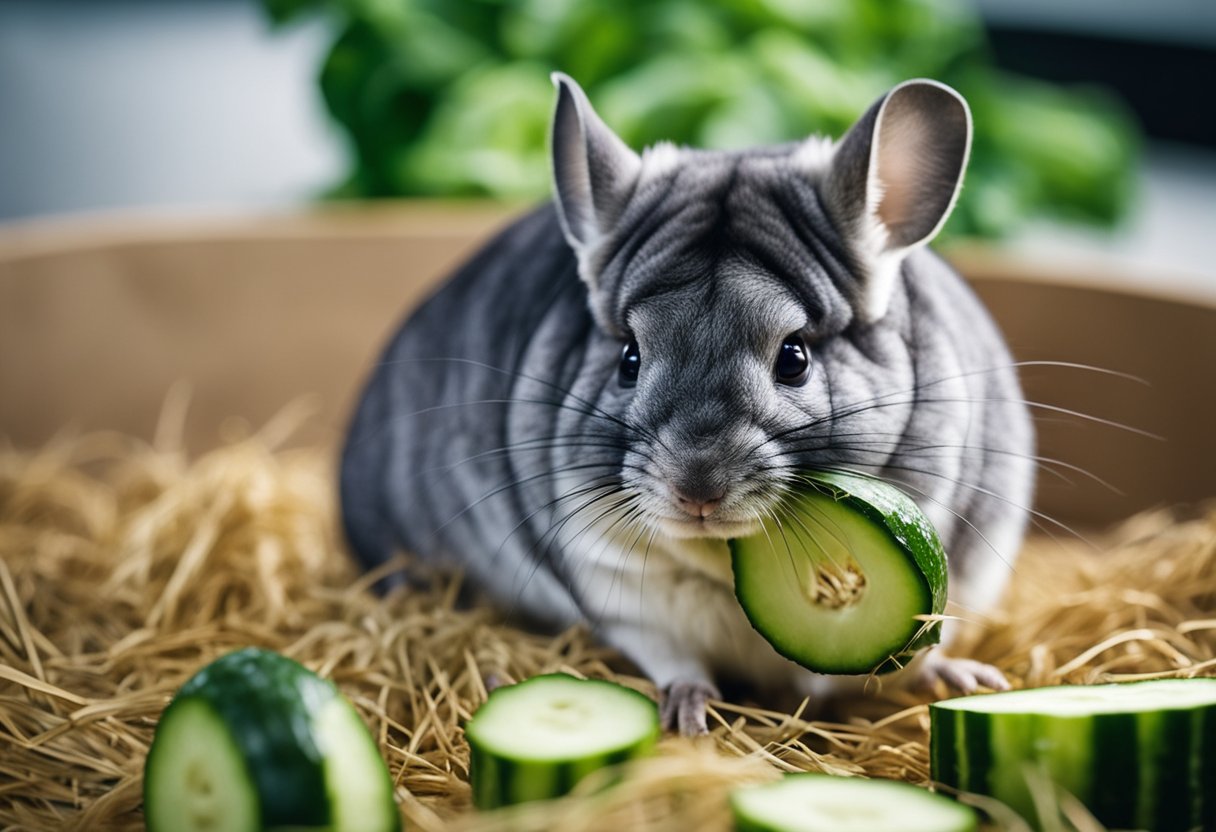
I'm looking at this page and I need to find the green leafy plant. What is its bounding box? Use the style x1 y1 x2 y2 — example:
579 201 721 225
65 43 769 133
265 0 1139 238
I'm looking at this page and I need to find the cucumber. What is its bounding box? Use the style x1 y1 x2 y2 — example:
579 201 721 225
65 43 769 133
465 674 659 809
143 647 400 832
930 678 1216 831
729 470 947 675
730 773 978 832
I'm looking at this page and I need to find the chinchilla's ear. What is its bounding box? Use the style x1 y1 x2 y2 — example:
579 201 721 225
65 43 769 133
550 73 641 265
820 79 972 322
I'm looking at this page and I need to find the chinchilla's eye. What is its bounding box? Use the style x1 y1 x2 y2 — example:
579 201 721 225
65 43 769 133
775 334 810 386
619 339 640 387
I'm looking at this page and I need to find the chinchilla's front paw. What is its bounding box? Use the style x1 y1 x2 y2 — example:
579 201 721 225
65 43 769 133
660 679 720 736
915 651 1011 695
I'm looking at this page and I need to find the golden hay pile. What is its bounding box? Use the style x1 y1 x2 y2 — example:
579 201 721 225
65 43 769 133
1 419 1213 831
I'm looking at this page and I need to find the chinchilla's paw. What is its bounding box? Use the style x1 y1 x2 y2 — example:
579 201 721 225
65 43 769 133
660 678 720 736
915 652 1011 695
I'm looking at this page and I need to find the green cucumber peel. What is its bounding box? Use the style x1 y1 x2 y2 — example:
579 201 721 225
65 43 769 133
930 678 1216 832
143 647 400 832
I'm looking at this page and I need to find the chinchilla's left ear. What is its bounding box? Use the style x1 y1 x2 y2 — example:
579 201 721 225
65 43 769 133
550 73 641 268
819 79 972 322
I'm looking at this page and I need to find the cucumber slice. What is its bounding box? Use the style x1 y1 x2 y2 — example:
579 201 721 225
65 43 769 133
143 647 400 832
465 674 659 809
930 678 1216 831
730 773 978 832
729 470 947 675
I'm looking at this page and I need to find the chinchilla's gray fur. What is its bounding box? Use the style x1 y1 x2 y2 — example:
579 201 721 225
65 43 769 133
341 75 1034 732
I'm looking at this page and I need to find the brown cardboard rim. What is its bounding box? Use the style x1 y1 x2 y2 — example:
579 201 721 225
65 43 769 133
2 203 1213 312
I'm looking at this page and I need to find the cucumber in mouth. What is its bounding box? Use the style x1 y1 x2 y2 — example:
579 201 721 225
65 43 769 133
730 470 947 675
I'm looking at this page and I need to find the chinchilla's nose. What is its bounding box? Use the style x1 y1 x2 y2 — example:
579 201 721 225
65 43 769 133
672 487 725 519
668 456 729 518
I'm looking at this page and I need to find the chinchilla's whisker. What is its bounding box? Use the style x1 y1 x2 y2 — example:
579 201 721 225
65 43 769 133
807 433 1065 484
751 502 794 598
853 396 1161 440
799 460 1088 563
996 359 1150 385
870 461 1097 551
753 501 802 598
505 486 635 620
538 486 634 572
763 476 841 554
741 388 1151 483
765 502 803 595
819 359 1149 423
636 522 662 620
779 491 857 573
747 361 1153 460
527 490 643 615
375 355 666 450
783 432 1119 493
351 394 652 452
424 475 627 624
561 495 641 593
808 394 1158 444
787 457 1044 549
415 432 655 480
885 358 1151 391
439 471 626 578
485 491 628 607
594 504 652 624
792 464 1017 572
786 450 1075 547
428 461 634 546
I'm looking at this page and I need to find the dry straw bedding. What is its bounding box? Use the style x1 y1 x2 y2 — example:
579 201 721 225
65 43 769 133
0 416 1213 831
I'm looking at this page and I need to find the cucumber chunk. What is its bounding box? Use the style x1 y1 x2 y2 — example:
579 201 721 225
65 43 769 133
143 647 400 832
730 773 978 832
144 698 260 832
729 470 947 675
930 678 1216 831
466 674 659 809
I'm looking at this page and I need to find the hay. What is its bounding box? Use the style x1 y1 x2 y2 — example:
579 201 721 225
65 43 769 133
0 420 1213 831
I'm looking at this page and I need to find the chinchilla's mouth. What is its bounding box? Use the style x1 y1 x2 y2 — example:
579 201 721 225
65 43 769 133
659 515 761 540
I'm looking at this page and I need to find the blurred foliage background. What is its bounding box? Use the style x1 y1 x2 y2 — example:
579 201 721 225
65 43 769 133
263 0 1139 239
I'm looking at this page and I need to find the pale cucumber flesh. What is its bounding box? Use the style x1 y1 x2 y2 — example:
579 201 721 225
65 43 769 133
143 699 260 832
466 674 659 809
932 677 1216 715
730 774 977 832
730 478 943 675
466 674 658 763
314 697 401 832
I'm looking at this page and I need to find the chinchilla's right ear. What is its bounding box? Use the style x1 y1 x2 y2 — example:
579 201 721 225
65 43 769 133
819 79 972 323
550 73 641 271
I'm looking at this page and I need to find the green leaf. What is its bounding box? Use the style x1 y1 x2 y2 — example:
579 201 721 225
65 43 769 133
281 0 1142 236
394 63 554 197
262 0 328 26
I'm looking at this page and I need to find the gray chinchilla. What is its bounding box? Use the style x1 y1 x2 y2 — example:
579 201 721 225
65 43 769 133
341 74 1034 734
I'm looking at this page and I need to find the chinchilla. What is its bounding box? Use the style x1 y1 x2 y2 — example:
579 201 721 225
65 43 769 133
341 74 1034 734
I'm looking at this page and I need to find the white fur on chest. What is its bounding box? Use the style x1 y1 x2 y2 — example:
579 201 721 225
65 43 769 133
558 511 804 689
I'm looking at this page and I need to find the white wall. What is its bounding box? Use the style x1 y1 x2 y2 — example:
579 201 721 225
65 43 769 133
976 0 1216 46
0 0 344 221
